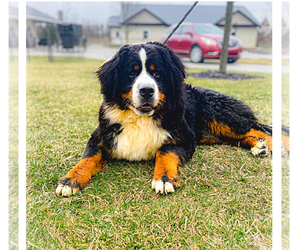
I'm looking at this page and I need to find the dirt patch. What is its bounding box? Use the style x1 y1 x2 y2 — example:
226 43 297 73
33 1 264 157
189 70 264 80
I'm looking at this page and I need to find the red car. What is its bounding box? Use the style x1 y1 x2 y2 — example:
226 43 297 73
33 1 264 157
161 23 243 63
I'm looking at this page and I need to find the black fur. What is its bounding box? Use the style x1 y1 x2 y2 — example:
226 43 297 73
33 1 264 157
91 42 277 166
57 42 289 196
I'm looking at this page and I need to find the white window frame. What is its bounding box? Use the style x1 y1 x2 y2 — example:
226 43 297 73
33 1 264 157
142 29 149 40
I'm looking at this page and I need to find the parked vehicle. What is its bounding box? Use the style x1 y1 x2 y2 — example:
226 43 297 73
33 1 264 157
161 23 243 63
38 38 55 46
58 24 82 49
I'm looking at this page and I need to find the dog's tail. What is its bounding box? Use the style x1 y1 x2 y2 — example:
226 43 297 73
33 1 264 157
255 123 290 137
254 123 273 136
281 125 290 136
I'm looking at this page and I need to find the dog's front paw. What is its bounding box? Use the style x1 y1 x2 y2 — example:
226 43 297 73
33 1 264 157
251 137 270 156
56 176 85 197
151 176 180 195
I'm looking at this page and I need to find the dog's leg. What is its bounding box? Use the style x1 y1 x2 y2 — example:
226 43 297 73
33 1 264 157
151 150 181 194
281 133 290 153
56 151 107 196
239 129 273 156
204 119 290 156
240 129 289 156
56 126 107 196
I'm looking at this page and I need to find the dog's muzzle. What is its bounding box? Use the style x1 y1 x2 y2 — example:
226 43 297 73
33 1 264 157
132 74 159 116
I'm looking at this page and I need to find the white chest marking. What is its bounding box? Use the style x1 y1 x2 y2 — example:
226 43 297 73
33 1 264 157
105 107 170 161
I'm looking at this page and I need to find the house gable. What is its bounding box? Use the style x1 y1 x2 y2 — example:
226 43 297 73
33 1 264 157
123 9 167 25
217 11 258 27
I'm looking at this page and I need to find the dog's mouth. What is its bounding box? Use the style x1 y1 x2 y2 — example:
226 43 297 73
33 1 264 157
136 104 154 113
125 99 155 116
134 103 156 116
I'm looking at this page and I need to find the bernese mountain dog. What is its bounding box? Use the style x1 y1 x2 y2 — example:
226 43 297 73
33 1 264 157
56 42 289 196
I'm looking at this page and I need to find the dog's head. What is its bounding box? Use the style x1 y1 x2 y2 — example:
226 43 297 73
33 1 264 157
96 42 186 116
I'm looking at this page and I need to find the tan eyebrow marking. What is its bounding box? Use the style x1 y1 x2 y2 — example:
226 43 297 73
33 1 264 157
133 64 140 70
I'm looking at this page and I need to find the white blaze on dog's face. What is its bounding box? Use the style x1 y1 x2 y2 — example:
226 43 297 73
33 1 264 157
130 48 160 116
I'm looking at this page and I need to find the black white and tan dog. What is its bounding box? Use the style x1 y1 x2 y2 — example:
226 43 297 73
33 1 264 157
56 42 289 196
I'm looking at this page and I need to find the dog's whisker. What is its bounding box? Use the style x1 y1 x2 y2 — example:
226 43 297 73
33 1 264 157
122 96 135 108
158 98 166 104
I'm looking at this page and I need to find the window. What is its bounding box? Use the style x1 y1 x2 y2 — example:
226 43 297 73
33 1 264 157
173 26 182 35
165 26 182 35
192 25 223 35
181 25 192 35
143 30 149 39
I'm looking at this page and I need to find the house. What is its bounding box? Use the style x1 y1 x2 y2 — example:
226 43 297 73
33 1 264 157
9 4 63 48
108 4 261 48
9 4 19 48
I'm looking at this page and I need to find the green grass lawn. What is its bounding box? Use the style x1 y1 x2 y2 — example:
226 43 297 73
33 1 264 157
9 56 19 249
26 56 289 249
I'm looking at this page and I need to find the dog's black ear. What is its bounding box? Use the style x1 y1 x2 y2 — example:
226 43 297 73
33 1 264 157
159 43 186 113
95 51 120 102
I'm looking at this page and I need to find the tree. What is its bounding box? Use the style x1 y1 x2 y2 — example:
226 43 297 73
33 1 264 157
257 18 272 47
219 2 233 73
121 2 140 43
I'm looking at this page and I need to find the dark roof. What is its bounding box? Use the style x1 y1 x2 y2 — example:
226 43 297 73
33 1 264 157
9 5 18 20
26 5 62 24
108 16 121 28
10 4 62 24
108 4 260 28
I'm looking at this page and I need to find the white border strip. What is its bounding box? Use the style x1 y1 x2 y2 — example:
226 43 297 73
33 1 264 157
272 1 282 250
289 1 300 249
19 0 26 249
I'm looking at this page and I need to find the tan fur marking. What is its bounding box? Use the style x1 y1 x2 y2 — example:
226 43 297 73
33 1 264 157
121 90 133 105
199 136 221 145
206 119 276 153
207 119 272 148
65 152 105 185
56 152 106 196
242 129 273 151
153 151 180 188
282 134 289 152
207 119 238 138
154 91 166 110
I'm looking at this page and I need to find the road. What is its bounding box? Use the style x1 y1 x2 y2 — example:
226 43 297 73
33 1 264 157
25 44 289 74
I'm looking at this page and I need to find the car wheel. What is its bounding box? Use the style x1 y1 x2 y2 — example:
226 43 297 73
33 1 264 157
228 58 238 63
190 45 203 63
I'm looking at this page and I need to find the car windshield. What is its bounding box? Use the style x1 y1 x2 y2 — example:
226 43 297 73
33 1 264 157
192 25 223 35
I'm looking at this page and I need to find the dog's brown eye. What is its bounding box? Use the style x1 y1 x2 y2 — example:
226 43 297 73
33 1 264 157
153 72 160 78
129 72 136 78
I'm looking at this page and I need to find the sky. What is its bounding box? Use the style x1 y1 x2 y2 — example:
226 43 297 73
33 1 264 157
21 1 289 27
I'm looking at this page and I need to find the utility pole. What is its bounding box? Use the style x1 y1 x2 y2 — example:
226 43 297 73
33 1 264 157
219 2 233 73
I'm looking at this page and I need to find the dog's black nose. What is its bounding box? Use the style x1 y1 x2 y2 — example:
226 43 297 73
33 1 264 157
139 85 155 98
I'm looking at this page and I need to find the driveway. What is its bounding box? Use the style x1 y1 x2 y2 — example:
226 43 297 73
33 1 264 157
26 44 289 74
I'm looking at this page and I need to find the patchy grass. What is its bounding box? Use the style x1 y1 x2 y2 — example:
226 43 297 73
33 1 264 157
26 56 287 249
282 73 290 250
9 56 19 249
204 58 289 66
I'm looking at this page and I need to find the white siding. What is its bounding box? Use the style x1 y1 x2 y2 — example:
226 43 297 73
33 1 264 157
110 25 167 45
218 26 258 48
127 10 162 24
